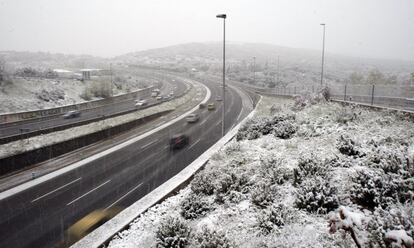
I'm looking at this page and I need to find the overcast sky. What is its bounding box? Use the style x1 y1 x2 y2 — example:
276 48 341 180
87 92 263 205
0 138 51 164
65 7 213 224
0 0 413 61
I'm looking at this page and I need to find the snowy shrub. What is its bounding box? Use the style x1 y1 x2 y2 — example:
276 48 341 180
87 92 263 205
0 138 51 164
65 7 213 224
250 181 273 208
191 170 217 195
350 169 412 209
257 204 292 234
336 135 364 157
273 120 297 139
335 107 359 124
236 114 296 141
267 166 292 185
293 154 328 186
224 142 241 155
213 171 250 204
367 204 414 248
180 193 212 220
295 176 339 214
191 226 234 248
270 105 282 114
366 145 413 178
156 217 190 248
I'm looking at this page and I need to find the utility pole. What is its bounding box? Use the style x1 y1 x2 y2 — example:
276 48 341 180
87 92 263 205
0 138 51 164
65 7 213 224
253 56 256 85
216 14 227 137
320 23 326 86
277 55 280 84
110 63 113 96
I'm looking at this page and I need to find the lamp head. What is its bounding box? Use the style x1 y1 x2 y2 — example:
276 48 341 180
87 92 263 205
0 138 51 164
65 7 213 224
216 14 227 19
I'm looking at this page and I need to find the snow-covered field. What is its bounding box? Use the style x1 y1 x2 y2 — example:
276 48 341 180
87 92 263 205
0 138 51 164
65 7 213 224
107 94 414 248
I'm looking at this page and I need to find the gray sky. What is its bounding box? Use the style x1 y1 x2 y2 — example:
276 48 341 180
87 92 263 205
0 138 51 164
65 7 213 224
1 0 413 61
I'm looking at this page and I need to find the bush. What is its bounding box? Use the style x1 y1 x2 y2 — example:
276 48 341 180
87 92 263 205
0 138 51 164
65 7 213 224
367 204 414 248
180 193 212 220
295 176 339 214
156 217 190 248
257 204 292 234
335 108 359 124
336 135 364 157
191 170 217 195
273 120 297 139
192 226 234 248
366 145 413 178
250 181 273 208
293 154 328 186
350 169 413 210
236 114 296 141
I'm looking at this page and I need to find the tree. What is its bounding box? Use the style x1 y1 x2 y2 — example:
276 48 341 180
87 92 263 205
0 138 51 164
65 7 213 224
348 72 364 84
366 69 385 85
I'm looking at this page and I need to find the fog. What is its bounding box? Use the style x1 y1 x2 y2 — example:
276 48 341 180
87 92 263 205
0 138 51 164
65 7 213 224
0 0 413 61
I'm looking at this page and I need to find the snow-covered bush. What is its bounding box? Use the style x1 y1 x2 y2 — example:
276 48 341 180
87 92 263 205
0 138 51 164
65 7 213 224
273 120 297 139
180 193 212 220
191 170 217 195
156 217 190 248
336 135 364 157
236 114 296 141
214 170 250 204
334 107 359 124
295 176 339 214
293 154 328 186
224 142 241 155
250 181 273 208
367 204 414 248
260 157 292 185
366 145 413 178
350 169 410 209
257 204 292 234
191 226 234 248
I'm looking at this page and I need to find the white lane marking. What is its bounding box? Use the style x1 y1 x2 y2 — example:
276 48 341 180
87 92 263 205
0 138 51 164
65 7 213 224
31 177 81 203
105 182 143 210
0 81 210 202
236 107 244 122
188 139 201 150
66 180 111 206
140 139 159 150
199 119 207 126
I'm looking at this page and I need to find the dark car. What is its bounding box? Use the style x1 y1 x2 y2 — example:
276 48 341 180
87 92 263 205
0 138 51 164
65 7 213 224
169 134 189 150
63 110 81 119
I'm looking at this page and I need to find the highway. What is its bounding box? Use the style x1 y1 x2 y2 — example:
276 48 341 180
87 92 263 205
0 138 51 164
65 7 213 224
0 76 254 248
0 75 185 140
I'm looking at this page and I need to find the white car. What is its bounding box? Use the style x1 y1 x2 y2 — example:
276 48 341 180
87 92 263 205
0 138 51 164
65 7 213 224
135 100 148 107
186 113 200 123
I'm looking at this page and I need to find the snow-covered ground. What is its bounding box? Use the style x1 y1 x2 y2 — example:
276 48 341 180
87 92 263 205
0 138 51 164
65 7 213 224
107 94 414 248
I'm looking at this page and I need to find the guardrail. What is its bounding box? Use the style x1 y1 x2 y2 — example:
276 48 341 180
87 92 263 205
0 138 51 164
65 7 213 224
0 109 173 176
0 84 160 125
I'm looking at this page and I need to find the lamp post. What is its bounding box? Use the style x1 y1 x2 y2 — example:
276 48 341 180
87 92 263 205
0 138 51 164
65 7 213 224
320 23 326 86
252 56 256 85
216 13 226 137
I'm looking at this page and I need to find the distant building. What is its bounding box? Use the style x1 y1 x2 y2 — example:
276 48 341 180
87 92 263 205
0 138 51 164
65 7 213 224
80 69 102 81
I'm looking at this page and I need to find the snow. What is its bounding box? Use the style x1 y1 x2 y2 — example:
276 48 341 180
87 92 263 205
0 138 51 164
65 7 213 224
385 229 414 247
102 94 414 248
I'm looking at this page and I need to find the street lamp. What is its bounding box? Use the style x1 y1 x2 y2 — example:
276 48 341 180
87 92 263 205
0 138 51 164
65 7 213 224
320 23 326 86
216 13 226 137
252 56 256 85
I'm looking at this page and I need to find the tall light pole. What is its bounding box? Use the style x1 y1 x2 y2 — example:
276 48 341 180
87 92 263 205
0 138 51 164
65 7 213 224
276 55 280 84
252 56 256 85
320 23 326 86
216 13 226 137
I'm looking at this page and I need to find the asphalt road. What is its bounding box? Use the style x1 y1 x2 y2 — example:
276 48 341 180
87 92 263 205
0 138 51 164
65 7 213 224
0 76 186 139
0 77 253 248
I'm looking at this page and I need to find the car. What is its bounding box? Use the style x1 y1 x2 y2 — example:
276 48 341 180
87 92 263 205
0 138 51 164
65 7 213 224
58 208 122 248
216 96 222 101
156 96 163 100
135 100 148 107
186 113 199 123
63 110 81 119
207 103 215 110
169 134 189 150
199 103 206 109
